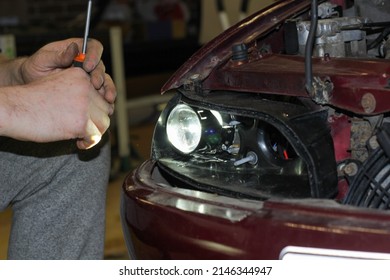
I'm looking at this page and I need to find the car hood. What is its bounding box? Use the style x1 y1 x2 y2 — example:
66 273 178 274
161 0 313 94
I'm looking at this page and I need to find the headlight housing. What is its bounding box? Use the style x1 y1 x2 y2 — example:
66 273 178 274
153 91 338 201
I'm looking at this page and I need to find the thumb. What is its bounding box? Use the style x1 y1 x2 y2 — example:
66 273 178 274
59 42 80 67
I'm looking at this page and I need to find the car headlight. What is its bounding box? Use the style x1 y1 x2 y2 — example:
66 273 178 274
166 104 228 154
153 92 338 200
166 104 202 154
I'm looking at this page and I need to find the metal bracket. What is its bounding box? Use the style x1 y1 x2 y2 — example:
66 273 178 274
309 76 334 105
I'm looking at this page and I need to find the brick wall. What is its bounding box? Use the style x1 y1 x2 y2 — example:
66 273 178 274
27 0 88 26
0 0 88 27
0 0 28 26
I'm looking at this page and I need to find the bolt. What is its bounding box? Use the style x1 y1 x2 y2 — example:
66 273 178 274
234 151 258 166
343 162 358 176
361 93 376 114
190 74 201 81
368 136 379 150
324 53 331 61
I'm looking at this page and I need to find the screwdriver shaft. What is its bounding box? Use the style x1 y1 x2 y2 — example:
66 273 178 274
82 0 93 54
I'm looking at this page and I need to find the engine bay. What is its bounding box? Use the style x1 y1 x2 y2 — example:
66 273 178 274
296 1 390 59
298 0 390 208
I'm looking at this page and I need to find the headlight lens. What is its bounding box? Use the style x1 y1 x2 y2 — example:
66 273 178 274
166 104 202 154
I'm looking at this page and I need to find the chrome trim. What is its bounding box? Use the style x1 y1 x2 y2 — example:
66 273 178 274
147 189 261 222
280 246 390 260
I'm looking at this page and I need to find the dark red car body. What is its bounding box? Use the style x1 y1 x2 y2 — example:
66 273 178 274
121 0 390 259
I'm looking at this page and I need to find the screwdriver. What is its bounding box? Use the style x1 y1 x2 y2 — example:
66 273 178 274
73 0 93 67
73 0 102 149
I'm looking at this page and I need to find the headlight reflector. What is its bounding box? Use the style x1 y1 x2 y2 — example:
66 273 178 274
166 104 202 154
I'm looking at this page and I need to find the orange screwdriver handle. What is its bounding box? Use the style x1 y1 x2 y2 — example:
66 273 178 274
73 53 86 68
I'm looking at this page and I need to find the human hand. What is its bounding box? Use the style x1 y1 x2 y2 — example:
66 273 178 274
20 38 116 108
5 68 112 149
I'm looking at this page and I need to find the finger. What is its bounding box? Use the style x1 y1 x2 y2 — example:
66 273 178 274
95 97 114 116
101 74 117 105
90 60 106 89
84 39 104 72
90 102 111 133
95 89 115 115
60 42 80 67
91 89 113 117
77 119 103 150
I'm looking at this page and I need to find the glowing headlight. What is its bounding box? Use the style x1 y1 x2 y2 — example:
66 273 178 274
166 104 202 154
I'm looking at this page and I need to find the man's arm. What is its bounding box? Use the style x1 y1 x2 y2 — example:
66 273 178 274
0 57 27 86
0 67 111 148
0 38 115 149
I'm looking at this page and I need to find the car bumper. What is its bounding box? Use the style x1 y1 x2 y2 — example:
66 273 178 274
121 160 390 259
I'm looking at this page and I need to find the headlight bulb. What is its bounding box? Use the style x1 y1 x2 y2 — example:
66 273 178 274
166 104 202 154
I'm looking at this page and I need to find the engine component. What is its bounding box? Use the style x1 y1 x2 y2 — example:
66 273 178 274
297 16 367 57
379 37 390 59
317 2 338 19
344 124 390 209
350 119 373 162
355 0 390 23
